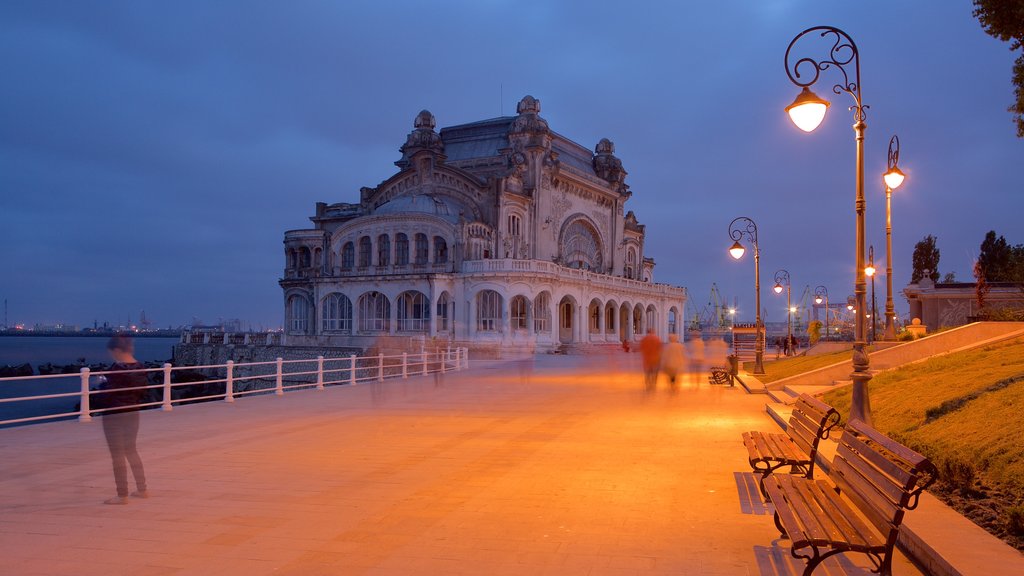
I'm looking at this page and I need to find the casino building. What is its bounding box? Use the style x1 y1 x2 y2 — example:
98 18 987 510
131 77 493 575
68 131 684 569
279 95 687 354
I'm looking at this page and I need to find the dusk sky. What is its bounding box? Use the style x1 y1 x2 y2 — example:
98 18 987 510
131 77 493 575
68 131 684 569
2 1 1020 330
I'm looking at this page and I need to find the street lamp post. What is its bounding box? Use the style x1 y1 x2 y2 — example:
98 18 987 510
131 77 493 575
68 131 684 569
785 26 873 424
883 135 906 340
866 246 877 344
773 270 792 354
728 216 765 375
814 285 829 341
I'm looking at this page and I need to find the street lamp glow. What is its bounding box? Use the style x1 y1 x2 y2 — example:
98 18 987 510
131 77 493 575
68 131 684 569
865 264 876 277
729 241 746 260
790 306 798 313
883 166 905 190
773 283 784 294
814 295 823 305
785 86 830 132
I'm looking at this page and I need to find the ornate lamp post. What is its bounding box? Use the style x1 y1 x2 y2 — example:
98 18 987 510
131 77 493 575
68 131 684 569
785 26 873 424
728 217 765 374
883 135 905 340
773 270 792 352
814 285 829 341
865 246 877 344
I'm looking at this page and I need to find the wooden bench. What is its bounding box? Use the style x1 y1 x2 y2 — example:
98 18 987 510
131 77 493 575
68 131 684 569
742 393 840 498
763 419 938 576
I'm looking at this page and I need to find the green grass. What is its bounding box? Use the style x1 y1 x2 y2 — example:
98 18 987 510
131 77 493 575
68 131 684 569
823 336 1024 492
744 349 854 383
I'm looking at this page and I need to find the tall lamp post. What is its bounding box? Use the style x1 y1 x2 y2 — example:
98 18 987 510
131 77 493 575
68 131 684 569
814 285 829 341
773 270 792 353
883 135 906 340
866 246 877 344
784 26 873 424
728 217 765 375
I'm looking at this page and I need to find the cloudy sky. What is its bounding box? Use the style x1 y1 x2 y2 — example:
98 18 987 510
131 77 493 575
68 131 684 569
2 0 1020 330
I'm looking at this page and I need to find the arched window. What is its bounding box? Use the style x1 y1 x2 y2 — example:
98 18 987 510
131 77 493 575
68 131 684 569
625 247 637 279
646 306 657 333
397 291 430 332
436 292 450 332
341 242 354 270
287 249 296 269
510 296 528 331
507 214 521 236
589 300 601 334
395 233 409 266
286 295 310 334
414 233 429 265
299 247 311 268
605 304 617 332
434 237 448 263
477 290 502 332
322 293 353 332
357 236 371 268
534 293 550 333
358 291 390 332
377 234 390 267
561 219 602 271
668 309 677 335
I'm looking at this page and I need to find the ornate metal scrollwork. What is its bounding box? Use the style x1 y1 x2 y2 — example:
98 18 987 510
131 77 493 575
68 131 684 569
887 134 901 172
728 216 758 245
784 26 867 122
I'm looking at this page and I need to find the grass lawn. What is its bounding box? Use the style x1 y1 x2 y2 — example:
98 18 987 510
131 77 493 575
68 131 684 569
744 348 855 383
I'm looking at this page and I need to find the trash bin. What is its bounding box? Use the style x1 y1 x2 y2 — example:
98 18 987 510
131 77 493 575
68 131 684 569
727 354 738 376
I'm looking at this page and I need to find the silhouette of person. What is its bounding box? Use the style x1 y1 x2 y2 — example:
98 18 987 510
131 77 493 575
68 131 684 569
97 335 148 504
638 329 662 391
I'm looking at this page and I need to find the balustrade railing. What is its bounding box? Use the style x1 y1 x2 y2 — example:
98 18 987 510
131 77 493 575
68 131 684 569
0 348 469 428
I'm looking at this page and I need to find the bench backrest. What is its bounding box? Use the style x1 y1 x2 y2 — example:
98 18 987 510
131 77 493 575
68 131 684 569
831 419 938 546
786 394 841 469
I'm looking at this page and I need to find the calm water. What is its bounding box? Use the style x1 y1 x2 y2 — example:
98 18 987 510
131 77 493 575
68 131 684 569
0 336 178 368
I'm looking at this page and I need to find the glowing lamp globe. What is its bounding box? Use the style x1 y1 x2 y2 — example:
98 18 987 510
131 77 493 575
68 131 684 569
814 296 823 305
786 87 830 132
773 283 784 294
883 166 906 190
790 306 798 313
865 264 876 277
729 241 746 260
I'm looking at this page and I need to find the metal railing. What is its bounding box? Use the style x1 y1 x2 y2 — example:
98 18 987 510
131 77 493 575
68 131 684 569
0 347 469 427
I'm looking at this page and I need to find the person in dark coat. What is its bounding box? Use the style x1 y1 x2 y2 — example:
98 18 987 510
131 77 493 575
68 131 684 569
96 335 149 504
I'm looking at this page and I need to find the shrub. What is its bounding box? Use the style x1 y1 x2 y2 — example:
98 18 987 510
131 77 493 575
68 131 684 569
939 455 977 495
1008 505 1024 536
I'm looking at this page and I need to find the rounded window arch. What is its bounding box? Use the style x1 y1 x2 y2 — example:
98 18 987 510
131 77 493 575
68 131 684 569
414 233 429 265
436 291 451 332
477 290 503 332
377 234 391 266
357 236 372 268
510 295 529 331
626 247 637 279
395 233 409 265
533 292 551 333
322 293 353 333
397 291 430 332
340 242 355 270
358 291 390 333
286 294 311 334
561 218 603 271
434 236 448 264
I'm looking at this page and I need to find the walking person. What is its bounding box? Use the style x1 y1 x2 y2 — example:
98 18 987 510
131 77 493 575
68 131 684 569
95 335 149 505
660 334 686 390
638 329 663 391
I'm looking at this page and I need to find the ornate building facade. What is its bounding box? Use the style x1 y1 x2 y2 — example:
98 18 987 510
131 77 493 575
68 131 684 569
280 96 687 354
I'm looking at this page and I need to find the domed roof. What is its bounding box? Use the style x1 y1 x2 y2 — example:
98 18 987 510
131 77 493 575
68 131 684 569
374 194 463 223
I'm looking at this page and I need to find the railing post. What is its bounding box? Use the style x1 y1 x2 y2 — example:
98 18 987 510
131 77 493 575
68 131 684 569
79 367 92 422
402 352 408 379
225 360 235 403
454 348 461 371
441 350 447 374
316 356 325 390
377 353 384 382
349 354 357 385
275 357 284 395
463 347 469 369
422 351 428 376
162 363 173 411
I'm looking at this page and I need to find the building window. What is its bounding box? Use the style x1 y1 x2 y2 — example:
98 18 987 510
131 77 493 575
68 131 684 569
507 214 522 236
341 242 354 270
590 302 601 333
436 292 450 331
434 237 448 263
534 293 550 333
510 296 528 331
358 236 371 268
668 309 677 335
286 295 310 334
625 247 636 279
397 291 430 332
606 305 616 331
395 233 409 265
477 290 502 332
561 303 573 329
377 234 390 267
561 219 602 271
322 293 353 332
646 307 656 333
358 291 390 332
415 233 429 265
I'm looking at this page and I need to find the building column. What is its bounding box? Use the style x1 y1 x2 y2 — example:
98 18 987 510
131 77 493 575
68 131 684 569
597 303 605 342
388 294 397 335
468 297 476 340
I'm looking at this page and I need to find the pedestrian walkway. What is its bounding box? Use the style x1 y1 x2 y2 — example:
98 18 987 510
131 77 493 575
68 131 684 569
0 354 924 575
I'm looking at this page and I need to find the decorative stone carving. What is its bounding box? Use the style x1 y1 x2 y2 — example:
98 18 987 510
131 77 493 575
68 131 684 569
396 110 445 169
593 138 627 189
509 96 549 136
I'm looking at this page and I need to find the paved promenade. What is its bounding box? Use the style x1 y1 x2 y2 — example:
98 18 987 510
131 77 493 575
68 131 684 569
0 354 923 575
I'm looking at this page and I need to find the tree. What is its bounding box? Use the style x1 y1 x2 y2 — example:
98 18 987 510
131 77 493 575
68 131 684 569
977 230 1013 281
973 0 1024 137
911 235 941 283
807 320 822 346
942 272 958 283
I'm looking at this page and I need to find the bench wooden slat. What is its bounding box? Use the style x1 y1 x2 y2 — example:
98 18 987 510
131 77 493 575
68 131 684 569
832 450 903 537
840 438 913 509
842 427 918 489
804 476 885 551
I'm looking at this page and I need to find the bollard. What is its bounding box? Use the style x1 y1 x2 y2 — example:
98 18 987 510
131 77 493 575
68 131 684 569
79 367 92 423
402 352 408 379
225 360 235 403
316 356 325 390
349 354 357 385
275 357 284 395
162 363 173 411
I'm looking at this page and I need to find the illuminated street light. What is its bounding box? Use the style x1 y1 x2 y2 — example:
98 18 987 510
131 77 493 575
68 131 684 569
773 269 792 352
883 135 905 340
867 245 878 344
785 25 874 424
727 217 765 374
814 285 829 340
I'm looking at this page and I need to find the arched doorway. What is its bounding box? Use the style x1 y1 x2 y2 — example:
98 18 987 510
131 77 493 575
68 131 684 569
558 296 576 344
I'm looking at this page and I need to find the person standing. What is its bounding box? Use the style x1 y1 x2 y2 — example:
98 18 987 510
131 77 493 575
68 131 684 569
638 329 663 390
660 334 686 388
96 335 149 505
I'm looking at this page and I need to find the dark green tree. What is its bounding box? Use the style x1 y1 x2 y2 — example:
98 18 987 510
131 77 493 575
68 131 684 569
977 230 1013 281
973 0 1024 137
911 235 941 283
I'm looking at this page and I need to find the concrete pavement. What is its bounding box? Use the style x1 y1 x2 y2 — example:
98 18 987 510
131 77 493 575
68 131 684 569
0 354 924 575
